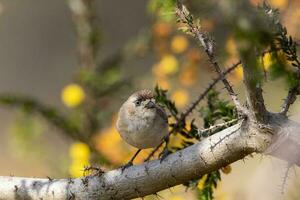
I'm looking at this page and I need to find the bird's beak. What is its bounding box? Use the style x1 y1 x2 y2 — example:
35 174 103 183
145 101 155 109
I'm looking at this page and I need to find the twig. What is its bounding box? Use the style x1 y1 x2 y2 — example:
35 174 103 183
180 61 241 121
68 0 99 69
68 0 101 137
280 86 300 115
0 94 82 140
176 1 244 114
195 118 240 140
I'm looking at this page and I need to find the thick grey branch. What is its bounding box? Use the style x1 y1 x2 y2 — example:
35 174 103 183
239 41 267 122
2 113 300 199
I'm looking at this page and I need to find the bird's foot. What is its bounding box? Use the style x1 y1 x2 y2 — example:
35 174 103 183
159 147 171 163
120 161 133 173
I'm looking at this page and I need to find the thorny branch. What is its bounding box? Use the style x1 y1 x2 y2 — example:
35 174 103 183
2 113 300 199
262 2 300 116
0 94 82 140
68 0 101 138
68 0 99 70
195 118 240 140
281 85 300 115
176 1 245 114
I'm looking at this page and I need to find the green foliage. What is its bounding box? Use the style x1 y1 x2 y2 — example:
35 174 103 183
154 85 235 200
197 171 221 200
79 53 129 97
200 90 236 128
154 85 178 118
0 94 81 138
194 89 236 200
261 2 300 88
10 111 43 155
148 0 176 21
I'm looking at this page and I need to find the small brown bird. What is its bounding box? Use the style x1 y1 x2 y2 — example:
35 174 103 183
116 89 168 169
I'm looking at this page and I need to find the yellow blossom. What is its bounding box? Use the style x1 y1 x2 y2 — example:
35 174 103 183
186 48 201 63
226 37 238 57
197 175 207 190
155 78 171 90
153 55 179 77
171 89 189 108
171 35 189 54
62 84 85 107
270 0 288 9
153 21 171 38
234 64 244 80
262 53 273 70
69 159 89 177
94 127 132 164
94 126 151 164
179 65 198 86
69 142 90 161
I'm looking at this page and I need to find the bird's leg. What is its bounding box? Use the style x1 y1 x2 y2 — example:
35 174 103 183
121 149 142 172
159 135 171 163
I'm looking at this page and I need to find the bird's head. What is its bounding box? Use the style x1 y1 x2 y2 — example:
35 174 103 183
125 89 157 118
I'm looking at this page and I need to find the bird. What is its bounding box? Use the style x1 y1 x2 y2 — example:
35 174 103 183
116 89 168 170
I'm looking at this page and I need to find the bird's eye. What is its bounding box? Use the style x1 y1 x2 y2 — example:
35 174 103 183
135 100 141 106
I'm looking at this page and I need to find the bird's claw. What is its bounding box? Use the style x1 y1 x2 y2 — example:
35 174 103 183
121 161 133 172
159 147 171 163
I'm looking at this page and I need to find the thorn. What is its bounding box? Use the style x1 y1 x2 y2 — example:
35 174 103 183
47 176 53 182
120 161 133 173
154 192 165 200
67 191 75 200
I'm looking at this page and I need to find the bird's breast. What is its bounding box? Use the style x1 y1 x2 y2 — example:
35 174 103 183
117 112 168 149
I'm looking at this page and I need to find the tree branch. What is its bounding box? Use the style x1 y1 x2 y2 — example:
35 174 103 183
0 94 82 140
176 2 244 114
68 0 99 69
1 113 300 199
280 85 300 115
242 56 267 122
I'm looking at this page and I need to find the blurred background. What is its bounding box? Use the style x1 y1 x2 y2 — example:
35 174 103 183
0 0 299 199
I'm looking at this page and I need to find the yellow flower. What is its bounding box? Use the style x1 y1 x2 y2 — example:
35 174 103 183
171 89 189 108
262 53 272 70
153 21 172 38
153 55 179 77
94 127 133 164
171 35 189 54
179 65 198 86
61 84 85 107
234 64 244 80
186 48 201 63
226 37 238 57
197 175 207 190
69 142 90 161
155 78 171 90
221 165 232 174
69 159 90 177
270 0 288 9
159 55 179 75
